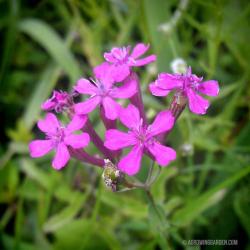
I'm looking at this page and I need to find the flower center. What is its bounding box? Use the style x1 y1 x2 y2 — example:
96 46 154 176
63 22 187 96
132 119 153 145
91 78 110 97
112 47 130 63
47 127 65 146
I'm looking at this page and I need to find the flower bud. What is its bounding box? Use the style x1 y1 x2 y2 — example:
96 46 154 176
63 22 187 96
170 58 187 74
102 159 124 192
41 90 74 114
180 143 194 156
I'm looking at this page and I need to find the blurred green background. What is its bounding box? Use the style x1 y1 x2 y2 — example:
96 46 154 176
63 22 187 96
0 0 250 249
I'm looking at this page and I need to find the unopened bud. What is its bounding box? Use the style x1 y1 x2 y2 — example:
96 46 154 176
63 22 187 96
41 90 74 114
147 63 158 76
180 143 194 156
102 159 124 192
170 58 187 74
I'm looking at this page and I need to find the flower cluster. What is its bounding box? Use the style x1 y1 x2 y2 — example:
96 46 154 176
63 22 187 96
29 43 219 176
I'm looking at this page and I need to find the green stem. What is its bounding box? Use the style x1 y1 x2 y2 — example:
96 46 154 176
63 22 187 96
145 189 172 250
146 160 155 184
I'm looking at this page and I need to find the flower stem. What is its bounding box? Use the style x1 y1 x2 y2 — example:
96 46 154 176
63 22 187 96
69 148 105 167
145 189 172 249
84 119 114 161
158 93 187 144
129 72 148 125
100 107 121 159
146 160 155 184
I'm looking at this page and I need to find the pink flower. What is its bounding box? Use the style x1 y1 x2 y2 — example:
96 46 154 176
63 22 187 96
104 43 156 82
104 104 176 175
29 113 89 170
74 63 137 120
41 90 72 113
149 67 219 115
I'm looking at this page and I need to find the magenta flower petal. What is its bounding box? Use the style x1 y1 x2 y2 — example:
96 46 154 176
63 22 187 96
118 145 143 175
149 110 174 137
132 55 156 67
29 140 54 158
130 43 149 59
111 64 130 82
104 52 116 63
66 115 88 134
111 76 137 99
64 133 90 149
52 143 70 170
104 129 137 150
93 62 111 79
187 89 210 115
102 96 121 120
74 96 101 115
37 113 60 134
119 104 140 129
41 99 55 111
93 62 114 88
149 83 170 96
197 80 219 96
74 78 98 95
147 142 176 166
111 47 130 60
156 73 183 90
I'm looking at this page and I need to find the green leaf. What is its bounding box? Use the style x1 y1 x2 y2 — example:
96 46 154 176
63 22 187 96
22 64 60 130
19 158 55 190
18 18 81 82
143 0 180 71
172 166 250 227
43 192 88 233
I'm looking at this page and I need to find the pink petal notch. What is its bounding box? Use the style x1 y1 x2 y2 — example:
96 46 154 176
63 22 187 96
119 104 141 129
187 89 210 115
149 110 174 136
66 115 87 134
111 75 137 99
147 142 176 166
74 78 97 95
118 145 143 176
102 97 121 120
37 113 60 134
130 43 150 59
52 143 70 170
74 96 101 115
29 140 54 158
198 80 219 96
149 83 170 97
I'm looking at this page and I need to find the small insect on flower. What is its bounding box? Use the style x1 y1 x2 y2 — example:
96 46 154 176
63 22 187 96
102 159 124 192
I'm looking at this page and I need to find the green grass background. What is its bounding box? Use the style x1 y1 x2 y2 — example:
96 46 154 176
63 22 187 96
0 0 249 249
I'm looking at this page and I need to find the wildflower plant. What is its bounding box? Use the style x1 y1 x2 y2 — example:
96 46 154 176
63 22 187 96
29 43 219 194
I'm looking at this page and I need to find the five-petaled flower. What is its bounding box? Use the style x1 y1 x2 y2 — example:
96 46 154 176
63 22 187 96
29 113 90 169
104 104 176 175
149 66 219 115
74 62 137 120
104 43 156 82
41 90 72 113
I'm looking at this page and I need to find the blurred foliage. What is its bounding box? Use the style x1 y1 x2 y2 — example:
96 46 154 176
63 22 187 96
0 0 250 249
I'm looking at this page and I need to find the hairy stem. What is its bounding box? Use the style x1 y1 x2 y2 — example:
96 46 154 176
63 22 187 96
69 148 104 167
129 72 148 125
84 119 114 161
